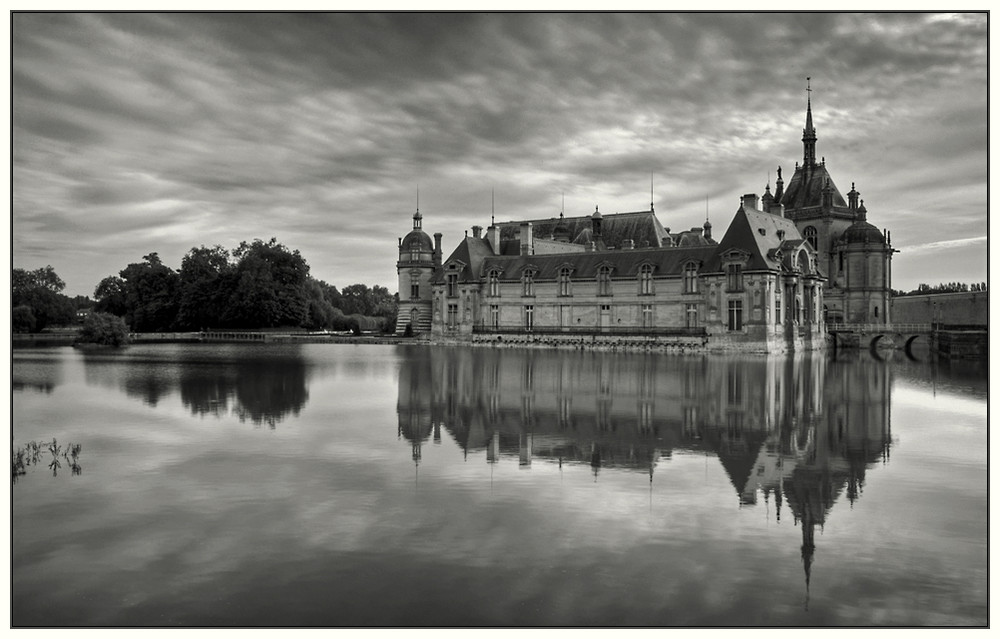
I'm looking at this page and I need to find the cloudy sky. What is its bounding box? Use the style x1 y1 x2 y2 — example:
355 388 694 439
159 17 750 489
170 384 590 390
12 12 988 298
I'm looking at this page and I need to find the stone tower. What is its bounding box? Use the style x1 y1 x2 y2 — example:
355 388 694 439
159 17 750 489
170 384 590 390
396 208 440 334
774 80 895 324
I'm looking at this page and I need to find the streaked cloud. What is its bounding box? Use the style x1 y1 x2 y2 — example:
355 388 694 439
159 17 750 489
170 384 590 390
12 12 988 295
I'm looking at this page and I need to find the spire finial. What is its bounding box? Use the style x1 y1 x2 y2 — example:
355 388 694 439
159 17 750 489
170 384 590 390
491 188 495 226
802 77 817 166
650 171 654 212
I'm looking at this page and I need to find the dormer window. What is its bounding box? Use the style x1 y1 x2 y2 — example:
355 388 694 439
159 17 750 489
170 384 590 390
797 251 810 274
446 272 458 297
488 269 500 297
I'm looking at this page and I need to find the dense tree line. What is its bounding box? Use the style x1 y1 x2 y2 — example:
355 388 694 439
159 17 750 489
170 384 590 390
892 281 988 297
89 238 397 332
12 265 85 332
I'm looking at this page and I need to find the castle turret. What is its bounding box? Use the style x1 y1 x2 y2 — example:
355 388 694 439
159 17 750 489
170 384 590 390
396 208 437 335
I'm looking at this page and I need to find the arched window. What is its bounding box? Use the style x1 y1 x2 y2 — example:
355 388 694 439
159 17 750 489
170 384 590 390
797 251 810 274
558 267 572 296
638 264 653 295
684 262 698 293
804 226 818 250
597 266 612 296
488 270 500 297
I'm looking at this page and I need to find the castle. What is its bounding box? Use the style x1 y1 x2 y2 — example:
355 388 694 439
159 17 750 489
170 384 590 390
396 90 895 351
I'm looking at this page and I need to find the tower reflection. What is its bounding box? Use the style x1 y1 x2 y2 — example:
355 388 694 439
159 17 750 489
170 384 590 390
396 346 892 596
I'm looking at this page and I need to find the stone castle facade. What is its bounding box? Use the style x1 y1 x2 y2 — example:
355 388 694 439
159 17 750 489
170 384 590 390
396 93 894 351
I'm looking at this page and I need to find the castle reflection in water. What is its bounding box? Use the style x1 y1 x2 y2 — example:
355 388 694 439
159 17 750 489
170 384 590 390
397 346 891 590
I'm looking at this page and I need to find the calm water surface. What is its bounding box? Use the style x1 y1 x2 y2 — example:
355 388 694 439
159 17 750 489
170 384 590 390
12 343 987 626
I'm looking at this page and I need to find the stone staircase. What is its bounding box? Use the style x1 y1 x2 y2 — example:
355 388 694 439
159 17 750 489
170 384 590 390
395 304 432 335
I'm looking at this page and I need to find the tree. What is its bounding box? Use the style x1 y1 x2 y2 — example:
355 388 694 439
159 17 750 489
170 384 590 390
94 276 128 316
12 266 75 331
176 245 234 330
119 253 181 332
222 238 310 328
303 279 337 330
12 305 36 333
76 312 131 347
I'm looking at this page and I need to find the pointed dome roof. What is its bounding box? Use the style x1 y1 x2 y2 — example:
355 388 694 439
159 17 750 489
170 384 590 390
779 163 848 210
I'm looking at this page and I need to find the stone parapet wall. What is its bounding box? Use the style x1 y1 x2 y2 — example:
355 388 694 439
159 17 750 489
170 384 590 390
892 291 988 327
468 332 707 352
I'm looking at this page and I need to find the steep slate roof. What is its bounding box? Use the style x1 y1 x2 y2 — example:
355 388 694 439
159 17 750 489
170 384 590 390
779 162 848 211
496 210 669 249
432 237 495 283
481 245 717 281
707 205 817 275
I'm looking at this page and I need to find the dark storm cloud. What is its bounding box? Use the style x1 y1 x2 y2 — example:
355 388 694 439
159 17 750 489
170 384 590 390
11 12 987 296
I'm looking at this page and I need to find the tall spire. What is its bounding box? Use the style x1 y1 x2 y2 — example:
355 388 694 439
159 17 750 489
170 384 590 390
802 77 817 167
650 172 655 213
413 186 422 229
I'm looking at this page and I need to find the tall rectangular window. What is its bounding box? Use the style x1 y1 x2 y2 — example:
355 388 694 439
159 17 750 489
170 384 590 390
684 262 698 293
447 273 458 298
558 268 572 296
597 266 612 296
775 292 782 325
488 270 500 297
490 304 499 329
447 303 458 328
728 299 743 331
727 264 743 292
641 304 654 328
522 271 535 297
685 303 698 328
410 274 420 300
523 305 534 331
639 265 653 295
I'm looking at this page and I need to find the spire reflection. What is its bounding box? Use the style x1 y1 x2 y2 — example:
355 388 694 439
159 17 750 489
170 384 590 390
396 346 892 596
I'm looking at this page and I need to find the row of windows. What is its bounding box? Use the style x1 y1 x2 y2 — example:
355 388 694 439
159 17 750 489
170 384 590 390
477 263 701 298
483 303 702 330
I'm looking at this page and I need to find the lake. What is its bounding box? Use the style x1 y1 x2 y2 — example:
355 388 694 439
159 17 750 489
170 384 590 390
11 342 988 626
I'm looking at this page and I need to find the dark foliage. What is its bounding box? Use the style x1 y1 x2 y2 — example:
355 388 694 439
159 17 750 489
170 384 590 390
12 266 76 331
76 312 131 347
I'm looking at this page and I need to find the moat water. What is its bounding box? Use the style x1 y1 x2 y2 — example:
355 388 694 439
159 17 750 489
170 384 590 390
12 343 987 626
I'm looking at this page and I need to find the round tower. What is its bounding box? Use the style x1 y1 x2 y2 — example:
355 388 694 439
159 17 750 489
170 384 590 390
396 209 437 335
835 200 894 324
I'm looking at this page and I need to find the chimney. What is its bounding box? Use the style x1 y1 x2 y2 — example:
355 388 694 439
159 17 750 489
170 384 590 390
486 225 500 254
472 225 482 239
519 222 534 256
743 193 759 211
433 233 443 267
